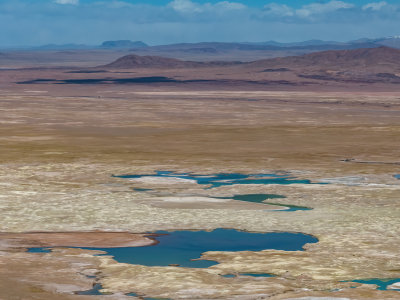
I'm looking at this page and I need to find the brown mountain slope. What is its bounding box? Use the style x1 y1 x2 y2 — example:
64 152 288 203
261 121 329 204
104 54 241 69
249 46 400 71
24 46 398 87
105 46 400 71
241 46 400 84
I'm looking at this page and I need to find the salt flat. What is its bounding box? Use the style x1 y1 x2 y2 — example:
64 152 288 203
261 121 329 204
0 90 399 299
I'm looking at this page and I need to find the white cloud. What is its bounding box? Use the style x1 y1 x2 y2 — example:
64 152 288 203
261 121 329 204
264 3 294 17
263 1 354 19
214 1 246 11
296 1 354 18
169 0 245 14
1 0 400 47
362 1 388 11
54 0 79 5
169 0 202 13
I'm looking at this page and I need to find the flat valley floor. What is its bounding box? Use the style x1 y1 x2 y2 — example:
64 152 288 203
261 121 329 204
0 89 400 299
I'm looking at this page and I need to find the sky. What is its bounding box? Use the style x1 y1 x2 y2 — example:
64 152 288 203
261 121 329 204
1 0 400 47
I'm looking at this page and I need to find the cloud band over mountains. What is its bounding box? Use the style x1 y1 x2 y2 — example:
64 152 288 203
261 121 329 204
1 0 400 47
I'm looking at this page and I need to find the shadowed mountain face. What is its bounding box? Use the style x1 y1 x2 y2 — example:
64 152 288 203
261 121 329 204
11 46 400 88
105 46 400 71
104 54 242 69
100 46 400 85
249 47 400 84
251 47 400 70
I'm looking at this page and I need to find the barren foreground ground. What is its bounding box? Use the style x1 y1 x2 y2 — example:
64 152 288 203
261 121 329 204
0 90 399 299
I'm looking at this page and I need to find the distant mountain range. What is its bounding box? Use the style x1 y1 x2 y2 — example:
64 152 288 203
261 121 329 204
249 46 400 72
100 40 148 49
103 46 400 84
27 40 149 51
105 46 400 69
16 36 400 52
247 36 400 49
104 54 240 69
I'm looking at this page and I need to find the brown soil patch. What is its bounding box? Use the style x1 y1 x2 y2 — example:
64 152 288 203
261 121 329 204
0 232 155 249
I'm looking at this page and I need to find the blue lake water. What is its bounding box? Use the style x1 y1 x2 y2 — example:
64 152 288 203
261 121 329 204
230 194 286 202
76 284 105 295
218 194 311 212
76 285 165 298
28 229 318 269
221 273 274 278
394 175 400 179
27 247 51 253
133 188 153 192
113 171 312 188
349 278 400 291
116 171 314 210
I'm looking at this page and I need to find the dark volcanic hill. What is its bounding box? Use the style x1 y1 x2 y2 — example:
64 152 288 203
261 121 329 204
250 46 400 70
104 54 241 69
103 46 400 85
106 46 400 71
248 46 400 83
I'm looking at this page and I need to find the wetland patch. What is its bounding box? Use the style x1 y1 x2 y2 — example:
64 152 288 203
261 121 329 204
114 171 312 188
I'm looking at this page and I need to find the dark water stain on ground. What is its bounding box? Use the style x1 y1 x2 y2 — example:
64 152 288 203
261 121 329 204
18 77 216 85
66 70 108 74
126 294 170 300
18 76 178 84
113 171 313 188
28 229 318 268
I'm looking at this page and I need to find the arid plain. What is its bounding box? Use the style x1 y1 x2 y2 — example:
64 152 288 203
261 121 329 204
0 48 400 299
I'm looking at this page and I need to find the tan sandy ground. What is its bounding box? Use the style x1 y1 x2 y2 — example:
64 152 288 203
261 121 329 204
0 91 399 299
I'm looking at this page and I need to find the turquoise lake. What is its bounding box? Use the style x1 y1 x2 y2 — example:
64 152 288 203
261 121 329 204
29 228 318 268
221 273 274 278
113 171 313 188
217 194 311 211
118 171 315 211
349 278 400 291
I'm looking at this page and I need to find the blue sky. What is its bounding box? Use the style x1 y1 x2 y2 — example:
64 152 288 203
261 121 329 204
1 0 400 47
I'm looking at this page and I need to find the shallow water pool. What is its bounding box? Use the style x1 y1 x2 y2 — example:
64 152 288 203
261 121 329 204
28 228 318 268
114 171 313 188
349 278 400 291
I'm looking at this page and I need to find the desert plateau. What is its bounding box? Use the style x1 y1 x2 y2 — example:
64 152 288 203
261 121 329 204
1 1 400 299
